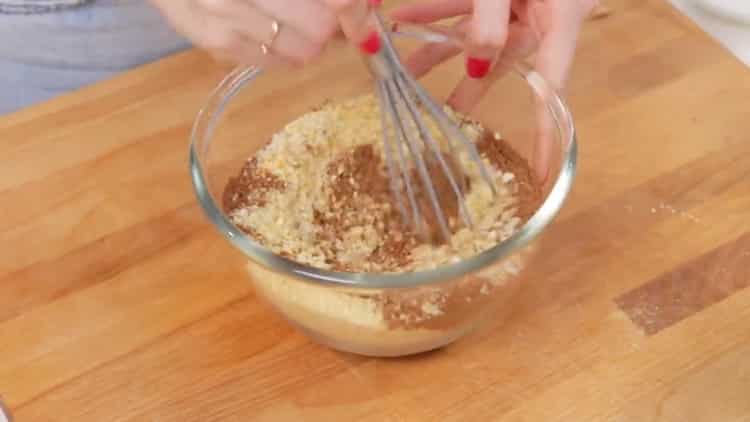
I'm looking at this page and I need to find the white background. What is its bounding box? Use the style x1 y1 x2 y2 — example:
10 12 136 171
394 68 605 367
668 0 750 66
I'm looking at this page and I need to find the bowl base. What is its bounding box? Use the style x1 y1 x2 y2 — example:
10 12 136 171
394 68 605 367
293 322 472 358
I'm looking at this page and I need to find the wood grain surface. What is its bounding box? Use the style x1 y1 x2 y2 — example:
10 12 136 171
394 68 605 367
2 0 750 420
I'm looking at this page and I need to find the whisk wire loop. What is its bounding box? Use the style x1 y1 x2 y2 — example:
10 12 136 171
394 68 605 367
369 11 499 243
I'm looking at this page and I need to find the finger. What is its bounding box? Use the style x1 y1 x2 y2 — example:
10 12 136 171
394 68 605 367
198 0 326 64
531 1 589 92
390 0 472 23
324 0 374 46
209 38 289 69
531 2 591 184
253 0 338 47
197 26 289 68
465 0 510 79
448 22 535 113
532 103 556 185
510 0 530 23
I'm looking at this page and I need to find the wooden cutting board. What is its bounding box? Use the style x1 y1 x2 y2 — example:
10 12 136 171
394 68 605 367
1 0 749 420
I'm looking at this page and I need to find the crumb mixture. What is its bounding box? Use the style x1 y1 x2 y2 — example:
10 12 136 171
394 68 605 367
223 94 540 273
223 94 542 346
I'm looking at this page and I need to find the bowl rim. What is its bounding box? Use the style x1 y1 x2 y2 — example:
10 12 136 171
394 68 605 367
189 35 577 289
0 396 11 422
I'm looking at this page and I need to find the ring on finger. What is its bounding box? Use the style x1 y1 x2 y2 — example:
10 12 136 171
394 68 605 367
260 19 281 55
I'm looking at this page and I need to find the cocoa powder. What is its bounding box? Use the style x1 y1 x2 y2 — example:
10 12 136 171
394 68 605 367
476 133 543 222
320 144 417 271
222 157 286 211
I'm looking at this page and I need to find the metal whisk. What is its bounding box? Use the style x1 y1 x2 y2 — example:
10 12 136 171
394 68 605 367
366 13 498 243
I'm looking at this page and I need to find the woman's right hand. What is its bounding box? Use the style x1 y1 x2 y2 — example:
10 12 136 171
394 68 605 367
392 0 595 184
149 0 382 67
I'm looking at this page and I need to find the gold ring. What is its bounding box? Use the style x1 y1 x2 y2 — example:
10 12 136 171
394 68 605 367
260 20 281 55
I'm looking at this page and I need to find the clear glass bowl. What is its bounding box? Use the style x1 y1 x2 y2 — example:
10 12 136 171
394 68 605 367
189 26 576 357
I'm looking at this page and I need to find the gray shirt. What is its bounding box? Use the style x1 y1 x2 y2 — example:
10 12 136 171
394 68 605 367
0 0 190 114
0 0 91 14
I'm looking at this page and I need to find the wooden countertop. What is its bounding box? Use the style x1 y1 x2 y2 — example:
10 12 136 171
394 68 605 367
1 0 749 420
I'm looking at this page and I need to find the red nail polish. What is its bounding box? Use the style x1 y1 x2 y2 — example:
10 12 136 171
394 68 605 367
466 57 491 79
368 0 382 6
359 31 381 55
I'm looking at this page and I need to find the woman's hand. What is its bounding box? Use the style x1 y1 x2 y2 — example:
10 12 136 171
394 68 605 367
392 0 596 183
393 0 595 105
149 0 381 67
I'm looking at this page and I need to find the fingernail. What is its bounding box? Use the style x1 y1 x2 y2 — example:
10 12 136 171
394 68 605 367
359 31 381 55
368 0 382 6
466 57 491 79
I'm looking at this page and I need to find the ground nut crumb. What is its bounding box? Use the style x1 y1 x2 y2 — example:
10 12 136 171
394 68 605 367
224 94 542 333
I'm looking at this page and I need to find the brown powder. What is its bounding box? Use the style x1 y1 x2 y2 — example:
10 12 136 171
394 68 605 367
477 133 542 222
320 144 417 271
378 275 490 330
222 157 286 211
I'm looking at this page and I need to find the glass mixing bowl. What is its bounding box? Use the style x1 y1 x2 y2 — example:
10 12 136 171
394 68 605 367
189 25 576 357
